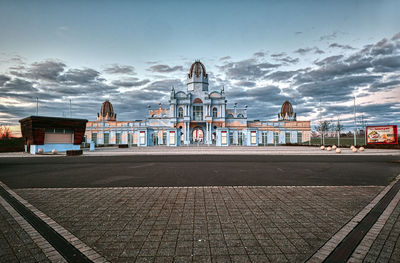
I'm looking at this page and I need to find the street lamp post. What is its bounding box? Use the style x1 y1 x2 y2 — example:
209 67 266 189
36 97 39 116
337 117 341 147
353 97 357 146
319 100 322 145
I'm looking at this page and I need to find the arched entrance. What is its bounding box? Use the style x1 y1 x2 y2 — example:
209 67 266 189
192 127 204 143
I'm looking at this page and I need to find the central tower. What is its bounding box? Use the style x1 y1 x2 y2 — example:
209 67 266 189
187 60 209 92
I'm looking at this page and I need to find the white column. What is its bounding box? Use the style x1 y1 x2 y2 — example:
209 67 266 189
206 123 209 144
208 123 212 144
187 124 189 142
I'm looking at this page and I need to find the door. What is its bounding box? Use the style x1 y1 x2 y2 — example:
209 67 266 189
192 127 204 143
104 133 109 145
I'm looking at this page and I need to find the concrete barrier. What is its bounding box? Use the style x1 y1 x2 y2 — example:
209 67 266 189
66 150 83 156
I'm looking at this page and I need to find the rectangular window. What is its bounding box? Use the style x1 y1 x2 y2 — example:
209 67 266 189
262 132 268 145
140 131 145 145
116 133 121 144
193 106 203 121
169 131 175 145
221 131 227 145
274 132 279 145
238 131 243 145
45 128 73 134
92 133 97 144
285 132 291 144
251 131 257 144
229 131 234 145
297 132 302 144
104 133 109 145
44 133 73 144
162 131 167 145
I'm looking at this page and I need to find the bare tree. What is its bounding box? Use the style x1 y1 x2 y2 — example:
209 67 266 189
0 125 12 139
335 119 344 146
314 120 331 145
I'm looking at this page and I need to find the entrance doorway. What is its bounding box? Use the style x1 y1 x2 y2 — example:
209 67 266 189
192 127 204 143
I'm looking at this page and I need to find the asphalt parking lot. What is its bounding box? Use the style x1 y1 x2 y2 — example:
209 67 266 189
0 154 399 188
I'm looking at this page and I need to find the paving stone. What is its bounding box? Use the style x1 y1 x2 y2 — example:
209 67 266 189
12 186 384 262
0 204 51 263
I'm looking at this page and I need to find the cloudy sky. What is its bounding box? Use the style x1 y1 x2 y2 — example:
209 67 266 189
1 0 400 134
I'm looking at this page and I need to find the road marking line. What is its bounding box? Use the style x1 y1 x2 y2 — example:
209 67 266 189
306 175 400 262
0 180 109 263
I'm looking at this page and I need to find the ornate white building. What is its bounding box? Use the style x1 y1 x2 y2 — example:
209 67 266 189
85 61 311 146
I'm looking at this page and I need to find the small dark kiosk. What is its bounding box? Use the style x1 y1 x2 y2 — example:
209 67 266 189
19 116 88 154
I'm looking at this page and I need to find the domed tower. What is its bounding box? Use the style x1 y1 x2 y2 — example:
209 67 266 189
279 100 296 121
187 60 209 92
97 100 117 121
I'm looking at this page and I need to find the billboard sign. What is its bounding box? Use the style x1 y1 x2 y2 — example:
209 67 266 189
366 125 398 144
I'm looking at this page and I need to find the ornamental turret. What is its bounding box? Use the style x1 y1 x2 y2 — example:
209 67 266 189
278 100 296 121
97 100 116 121
187 60 209 92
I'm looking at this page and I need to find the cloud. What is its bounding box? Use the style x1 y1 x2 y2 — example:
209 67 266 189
369 79 400 92
147 64 183 73
253 52 265 57
219 56 231 61
58 68 100 84
329 43 356 50
294 47 324 55
319 32 337 41
1 31 400 128
391 32 400 41
145 79 185 92
1 78 37 93
112 78 150 87
103 64 135 75
371 55 400 73
10 60 66 81
277 56 299 64
264 70 299 82
0 74 11 86
314 55 344 66
235 81 256 87
271 52 286 58
218 58 280 80
297 75 380 101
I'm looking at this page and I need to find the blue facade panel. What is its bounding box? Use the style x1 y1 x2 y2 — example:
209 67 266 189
30 144 80 154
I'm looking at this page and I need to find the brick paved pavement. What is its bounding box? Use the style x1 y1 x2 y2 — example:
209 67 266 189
0 202 51 263
363 198 400 263
13 186 382 263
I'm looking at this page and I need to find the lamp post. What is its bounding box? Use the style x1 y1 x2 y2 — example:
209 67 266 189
337 117 341 147
353 97 357 146
319 100 322 145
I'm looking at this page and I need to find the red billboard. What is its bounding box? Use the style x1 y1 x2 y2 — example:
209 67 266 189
366 125 398 144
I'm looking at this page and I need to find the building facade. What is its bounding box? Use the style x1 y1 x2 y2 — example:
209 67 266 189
85 61 311 147
20 116 87 154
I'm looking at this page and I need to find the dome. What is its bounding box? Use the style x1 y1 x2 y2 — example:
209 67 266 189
281 101 293 116
97 100 116 121
189 60 207 78
279 100 296 121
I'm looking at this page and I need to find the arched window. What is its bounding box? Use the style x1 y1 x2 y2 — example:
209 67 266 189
212 107 217 118
237 114 244 118
193 98 203 104
178 107 183 118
